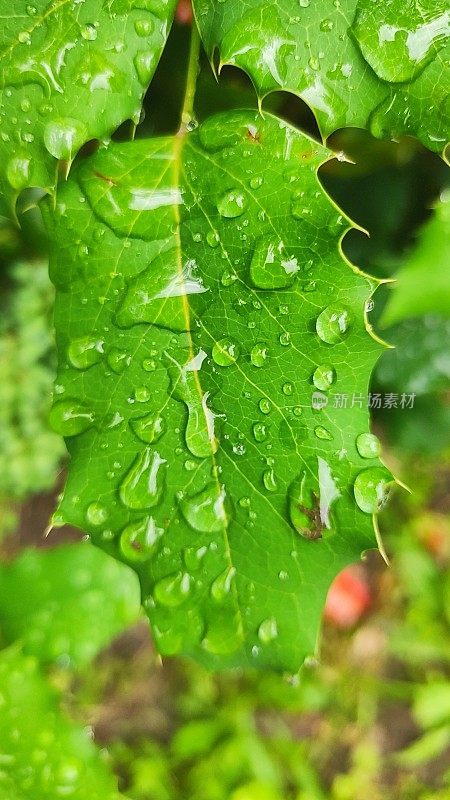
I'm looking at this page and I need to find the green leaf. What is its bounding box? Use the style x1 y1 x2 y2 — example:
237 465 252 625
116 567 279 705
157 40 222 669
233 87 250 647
0 646 126 799
44 109 388 672
192 0 450 152
0 0 177 218
381 196 450 326
0 543 141 666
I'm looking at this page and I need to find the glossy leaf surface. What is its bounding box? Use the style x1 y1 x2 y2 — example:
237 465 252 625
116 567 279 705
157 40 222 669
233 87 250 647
45 110 387 671
0 543 141 667
0 647 125 799
0 0 176 217
192 0 450 151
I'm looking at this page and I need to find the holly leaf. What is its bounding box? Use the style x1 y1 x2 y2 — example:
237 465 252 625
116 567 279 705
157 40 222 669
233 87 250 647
44 110 389 672
0 0 176 218
192 0 450 152
0 543 141 667
381 195 450 326
0 646 127 799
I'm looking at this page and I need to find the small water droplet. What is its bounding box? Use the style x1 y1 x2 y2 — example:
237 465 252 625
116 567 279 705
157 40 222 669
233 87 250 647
180 483 230 532
130 413 165 444
356 432 381 459
312 364 336 391
134 18 154 36
354 467 392 514
154 572 191 607
134 386 151 403
279 332 291 346
221 268 237 286
18 31 31 44
250 342 268 367
316 305 352 344
119 448 166 509
67 337 104 370
320 18 334 31
259 398 272 414
183 545 207 571
249 175 263 189
212 338 240 366
86 503 108 526
250 235 299 289
134 50 158 84
206 229 220 248
258 617 278 643
314 426 332 440
49 399 95 436
217 189 247 218
107 347 131 373
211 566 236 603
81 23 98 40
120 517 161 560
282 382 293 396
252 422 268 442
263 468 278 492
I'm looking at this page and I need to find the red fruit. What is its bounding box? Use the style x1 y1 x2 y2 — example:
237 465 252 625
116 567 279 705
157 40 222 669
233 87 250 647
324 565 372 628
176 0 193 24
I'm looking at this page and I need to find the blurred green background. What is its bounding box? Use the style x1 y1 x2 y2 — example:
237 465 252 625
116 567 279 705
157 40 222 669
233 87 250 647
0 13 449 800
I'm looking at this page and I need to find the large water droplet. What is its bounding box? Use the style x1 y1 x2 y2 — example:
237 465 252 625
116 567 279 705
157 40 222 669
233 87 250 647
167 352 219 457
49 399 95 436
250 342 268 367
354 467 392 514
180 483 230 532
106 347 131 373
217 189 247 218
130 413 165 444
119 448 166 509
212 338 240 366
86 503 108 526
67 337 104 370
250 235 299 289
312 364 336 391
6 155 31 190
43 118 88 160
252 422 268 442
316 305 352 344
356 432 381 459
154 571 191 607
120 516 163 561
263 468 278 492
210 566 236 603
134 50 159 84
289 458 340 538
258 617 278 644
202 615 243 656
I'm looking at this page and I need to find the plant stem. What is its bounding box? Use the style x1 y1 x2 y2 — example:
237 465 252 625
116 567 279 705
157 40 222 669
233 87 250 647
179 20 201 132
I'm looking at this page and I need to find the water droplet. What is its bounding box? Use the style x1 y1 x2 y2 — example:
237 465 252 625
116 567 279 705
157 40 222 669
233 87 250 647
299 0 310 6
67 337 104 370
134 386 150 403
49 399 95 436
18 30 31 43
356 432 381 459
212 338 240 366
86 503 108 526
167 352 219 457
142 358 156 371
289 458 340 538
184 459 197 471
119 448 166 509
354 468 392 514
308 55 320 70
249 175 263 189
250 235 299 289
206 230 220 248
250 342 268 367
120 516 162 561
43 118 88 160
316 305 352 344
279 332 291 346
107 347 131 373
282 382 293 395
180 483 230 532
81 23 97 40
202 616 243 655
26 4 37 14
217 189 247 218
134 18 154 36
259 398 272 414
258 617 278 643
314 426 332 440
312 364 336 391
134 50 158 84
211 566 236 603
320 18 334 31
154 572 191 607
263 468 278 492
130 413 165 444
252 422 268 442
221 268 237 286
183 545 207 571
